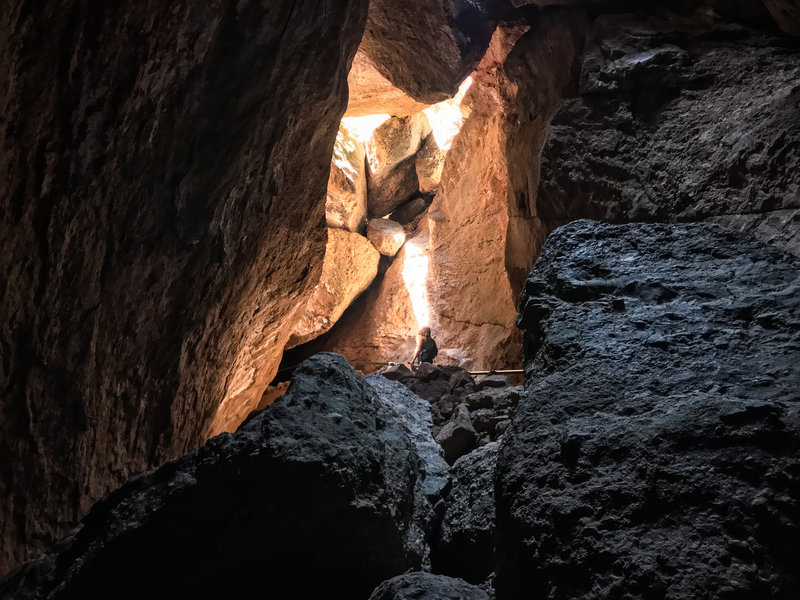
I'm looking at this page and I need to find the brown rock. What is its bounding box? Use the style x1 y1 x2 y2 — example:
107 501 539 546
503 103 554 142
327 124 368 233
345 50 431 118
367 113 432 178
286 229 380 349
368 156 421 218
390 196 430 225
360 0 502 103
763 0 800 35
415 135 447 194
0 0 367 573
367 219 407 257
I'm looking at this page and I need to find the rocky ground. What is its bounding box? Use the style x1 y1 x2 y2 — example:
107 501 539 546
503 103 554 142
3 219 797 599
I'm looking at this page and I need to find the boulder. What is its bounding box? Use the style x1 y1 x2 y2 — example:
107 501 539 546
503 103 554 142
474 374 511 391
367 113 432 180
390 196 430 225
367 374 451 502
0 0 368 573
436 404 478 465
536 15 800 231
496 221 800 599
709 208 800 258
286 229 380 349
435 443 498 584
369 573 490 600
327 124 368 233
345 50 431 117
368 155 421 218
360 0 502 103
367 218 407 256
763 0 800 35
381 363 414 381
465 387 521 412
0 354 431 599
415 135 447 194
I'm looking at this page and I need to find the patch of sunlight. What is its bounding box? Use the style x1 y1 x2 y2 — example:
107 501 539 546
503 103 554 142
424 76 473 151
341 113 391 144
402 238 430 328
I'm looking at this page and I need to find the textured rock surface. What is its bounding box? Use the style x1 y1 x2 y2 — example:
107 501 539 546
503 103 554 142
0 0 367 573
346 50 430 117
435 443 498 584
368 113 432 180
327 124 368 233
537 16 800 231
360 0 502 103
0 354 430 599
436 404 477 465
286 229 379 349
369 573 490 600
367 374 451 502
497 220 800 599
710 208 800 258
415 135 447 194
390 196 430 225
368 155 422 218
367 218 407 256
763 0 800 35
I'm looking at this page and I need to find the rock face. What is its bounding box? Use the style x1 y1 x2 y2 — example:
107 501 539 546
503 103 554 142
369 573 491 600
496 220 800 599
327 124 368 233
360 0 502 103
0 354 432 599
0 0 368 573
345 50 431 117
367 218 407 256
435 443 498 584
286 229 379 349
710 209 800 258
536 15 800 230
763 0 800 35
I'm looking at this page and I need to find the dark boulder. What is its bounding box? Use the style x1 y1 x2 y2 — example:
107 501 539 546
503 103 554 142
0 354 431 600
435 443 499 584
436 404 478 465
369 572 491 600
497 221 800 599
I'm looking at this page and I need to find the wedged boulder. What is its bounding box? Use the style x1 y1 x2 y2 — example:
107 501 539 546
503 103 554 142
536 15 800 230
415 134 447 194
390 196 430 225
496 221 800 599
368 155 421 218
327 124 368 233
0 354 431 599
435 443 498 584
286 229 380 349
346 50 431 117
367 113 432 180
0 0 368 573
369 573 490 600
367 374 451 502
436 404 478 465
360 0 502 103
367 218 406 256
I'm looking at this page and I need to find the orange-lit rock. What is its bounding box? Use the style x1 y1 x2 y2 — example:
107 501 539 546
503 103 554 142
286 229 380 349
367 218 407 256
415 135 447 194
327 124 368 233
367 113 432 178
345 51 431 117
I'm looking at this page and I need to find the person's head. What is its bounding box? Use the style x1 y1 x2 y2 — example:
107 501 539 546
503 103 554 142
419 326 431 338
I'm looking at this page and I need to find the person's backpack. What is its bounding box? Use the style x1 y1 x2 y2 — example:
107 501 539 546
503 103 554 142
422 337 438 361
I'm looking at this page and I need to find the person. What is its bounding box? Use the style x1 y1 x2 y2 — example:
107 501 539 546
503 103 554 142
411 327 438 364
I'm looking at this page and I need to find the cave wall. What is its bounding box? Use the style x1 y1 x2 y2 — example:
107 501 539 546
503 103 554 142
0 0 367 574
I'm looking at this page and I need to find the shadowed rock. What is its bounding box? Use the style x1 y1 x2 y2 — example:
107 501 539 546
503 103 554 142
369 572 491 600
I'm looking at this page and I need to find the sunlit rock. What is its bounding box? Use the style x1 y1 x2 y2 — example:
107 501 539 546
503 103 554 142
327 124 368 233
367 112 431 178
346 50 431 117
286 229 380 349
367 218 406 256
415 135 446 194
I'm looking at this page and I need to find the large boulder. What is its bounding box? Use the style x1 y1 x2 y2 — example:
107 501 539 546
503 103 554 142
286 229 380 349
367 113 432 180
327 124 369 233
435 443 498 584
369 573 491 600
0 354 432 599
0 0 367 573
367 218 407 257
360 0 502 103
345 50 431 117
536 15 800 230
496 221 800 599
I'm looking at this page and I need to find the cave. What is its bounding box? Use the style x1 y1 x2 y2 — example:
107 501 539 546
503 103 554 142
1 1 799 599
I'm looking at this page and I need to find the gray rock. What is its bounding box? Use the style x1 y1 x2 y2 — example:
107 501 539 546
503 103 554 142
449 370 476 392
435 443 498 584
497 221 800 599
367 373 450 502
709 208 800 258
369 572 490 600
436 404 477 465
1 354 429 600
381 363 413 381
465 387 521 412
471 409 496 435
474 374 511 391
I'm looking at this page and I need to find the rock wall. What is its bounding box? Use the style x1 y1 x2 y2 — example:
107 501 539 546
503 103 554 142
0 0 367 574
497 220 800 599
